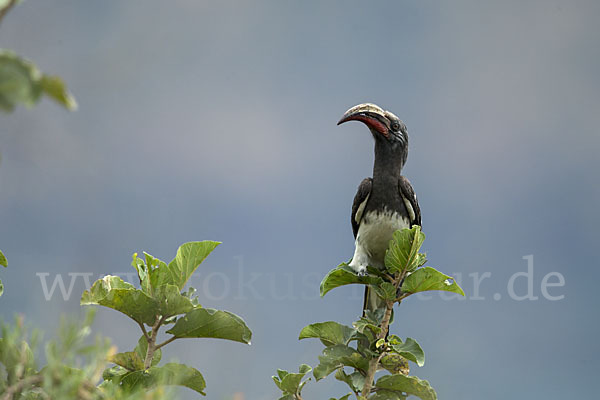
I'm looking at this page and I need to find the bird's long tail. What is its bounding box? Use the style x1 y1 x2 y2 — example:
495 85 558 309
362 285 386 317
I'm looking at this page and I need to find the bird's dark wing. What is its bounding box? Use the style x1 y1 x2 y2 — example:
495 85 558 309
399 175 421 227
351 177 373 238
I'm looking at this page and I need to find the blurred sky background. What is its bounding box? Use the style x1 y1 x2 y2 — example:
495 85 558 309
1 1 599 399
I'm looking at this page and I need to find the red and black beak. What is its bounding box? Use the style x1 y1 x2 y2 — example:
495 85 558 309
337 103 390 138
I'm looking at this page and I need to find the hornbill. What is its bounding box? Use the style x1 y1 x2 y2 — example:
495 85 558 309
337 103 421 315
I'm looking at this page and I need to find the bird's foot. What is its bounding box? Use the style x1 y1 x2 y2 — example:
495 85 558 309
396 277 406 297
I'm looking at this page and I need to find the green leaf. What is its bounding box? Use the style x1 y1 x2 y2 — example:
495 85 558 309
182 286 201 307
416 252 427 268
119 363 206 395
166 307 252 344
364 308 386 325
380 353 410 375
274 369 289 387
369 392 407 400
144 251 168 274
353 317 381 337
40 75 77 110
299 321 357 346
134 335 161 367
103 365 129 382
108 351 144 371
153 284 194 317
150 241 220 290
272 364 312 395
313 345 370 381
320 264 384 297
0 280 3 297
374 374 437 400
384 226 425 274
389 337 425 367
401 267 465 296
131 253 151 294
0 249 6 267
0 50 41 112
0 49 76 112
335 369 364 392
81 275 158 325
374 281 397 301
152 363 206 395
0 336 36 383
298 363 311 374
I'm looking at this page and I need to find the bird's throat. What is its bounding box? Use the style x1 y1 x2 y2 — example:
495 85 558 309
372 140 405 181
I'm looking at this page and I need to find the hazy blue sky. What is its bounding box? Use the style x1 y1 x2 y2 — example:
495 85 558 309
1 1 599 399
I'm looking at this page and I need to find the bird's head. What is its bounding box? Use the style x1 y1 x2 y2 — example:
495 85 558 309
337 103 407 147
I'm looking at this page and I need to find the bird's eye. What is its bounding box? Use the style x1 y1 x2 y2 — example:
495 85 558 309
391 122 400 131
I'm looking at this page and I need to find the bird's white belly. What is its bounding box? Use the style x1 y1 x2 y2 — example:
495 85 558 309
349 209 409 274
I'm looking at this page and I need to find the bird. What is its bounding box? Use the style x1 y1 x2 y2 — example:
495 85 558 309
337 103 421 315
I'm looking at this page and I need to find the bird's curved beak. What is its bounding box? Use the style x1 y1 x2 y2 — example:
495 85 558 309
337 103 390 137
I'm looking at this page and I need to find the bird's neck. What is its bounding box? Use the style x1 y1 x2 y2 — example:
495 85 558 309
372 141 405 182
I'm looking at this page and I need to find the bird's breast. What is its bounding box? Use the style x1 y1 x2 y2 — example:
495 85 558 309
356 208 410 267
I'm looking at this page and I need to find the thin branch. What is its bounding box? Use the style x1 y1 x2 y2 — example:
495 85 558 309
0 369 103 400
0 374 44 400
155 335 177 350
382 272 395 281
362 273 404 398
143 315 165 370
361 298 394 398
137 321 150 341
77 386 94 400
396 292 410 302
0 0 18 26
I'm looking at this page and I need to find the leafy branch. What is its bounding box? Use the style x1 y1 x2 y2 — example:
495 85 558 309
81 241 252 396
274 226 465 400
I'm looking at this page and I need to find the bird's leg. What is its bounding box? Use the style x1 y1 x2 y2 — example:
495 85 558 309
396 279 405 298
396 272 411 297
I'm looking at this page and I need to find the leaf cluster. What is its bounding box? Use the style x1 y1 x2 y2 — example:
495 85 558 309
320 226 464 300
272 364 312 400
296 319 431 400
81 241 252 396
275 226 464 400
0 311 167 400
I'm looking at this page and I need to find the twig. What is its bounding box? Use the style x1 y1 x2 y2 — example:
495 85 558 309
0 0 18 26
0 375 43 400
155 335 177 350
0 368 104 400
361 298 394 398
143 315 165 370
137 321 150 341
361 270 407 398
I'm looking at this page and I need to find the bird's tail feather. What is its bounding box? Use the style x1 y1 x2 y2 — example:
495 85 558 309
362 285 386 317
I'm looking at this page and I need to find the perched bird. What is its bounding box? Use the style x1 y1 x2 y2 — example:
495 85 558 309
337 103 421 314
